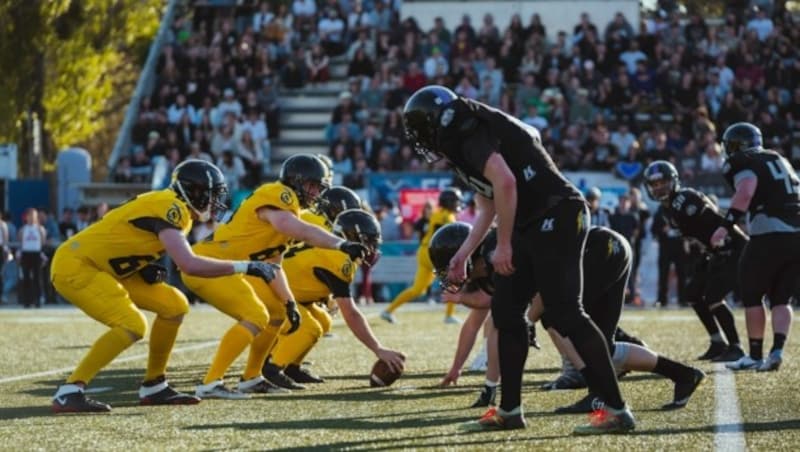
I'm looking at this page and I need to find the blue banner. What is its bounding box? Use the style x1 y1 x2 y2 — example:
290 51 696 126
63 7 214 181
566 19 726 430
367 172 454 208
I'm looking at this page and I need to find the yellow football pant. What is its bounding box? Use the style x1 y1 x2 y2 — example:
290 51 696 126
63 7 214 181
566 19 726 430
272 302 332 367
51 251 189 385
182 272 287 382
386 247 455 316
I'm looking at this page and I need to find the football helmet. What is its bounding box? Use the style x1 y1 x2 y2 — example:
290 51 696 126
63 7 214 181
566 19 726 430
403 85 458 163
428 222 473 293
438 187 463 212
643 160 680 202
316 153 334 186
280 154 331 208
333 209 382 266
721 122 762 158
171 159 228 222
316 186 364 225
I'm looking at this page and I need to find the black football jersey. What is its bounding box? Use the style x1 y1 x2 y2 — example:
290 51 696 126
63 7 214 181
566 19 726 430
437 97 582 226
723 150 800 235
664 188 746 246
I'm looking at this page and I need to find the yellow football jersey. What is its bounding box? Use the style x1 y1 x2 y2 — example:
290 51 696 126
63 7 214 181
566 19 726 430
300 209 330 231
194 181 300 260
420 208 456 248
59 190 192 278
282 244 356 302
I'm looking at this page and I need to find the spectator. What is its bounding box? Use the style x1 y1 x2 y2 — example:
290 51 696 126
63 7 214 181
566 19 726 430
167 93 197 125
582 124 619 170
610 122 636 158
619 40 647 75
306 43 331 85
237 130 265 186
58 208 78 240
252 1 274 32
318 7 346 56
217 88 243 119
746 7 774 41
210 121 240 158
423 47 449 80
257 78 281 139
186 141 213 163
609 193 640 248
217 149 246 192
376 201 402 241
17 208 46 308
586 187 611 227
652 205 688 307
348 47 376 79
700 142 725 172
330 143 354 175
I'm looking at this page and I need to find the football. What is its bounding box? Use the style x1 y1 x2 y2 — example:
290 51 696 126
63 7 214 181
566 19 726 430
369 359 402 387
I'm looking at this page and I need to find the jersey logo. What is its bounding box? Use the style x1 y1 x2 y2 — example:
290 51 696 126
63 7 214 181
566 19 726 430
541 218 555 232
341 260 353 278
523 165 536 181
280 190 293 205
440 108 454 127
685 204 697 216
166 203 182 226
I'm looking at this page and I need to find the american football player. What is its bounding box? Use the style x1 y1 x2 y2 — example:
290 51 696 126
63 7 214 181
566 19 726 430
644 160 746 362
182 154 370 399
51 160 281 413
380 187 463 324
714 122 800 371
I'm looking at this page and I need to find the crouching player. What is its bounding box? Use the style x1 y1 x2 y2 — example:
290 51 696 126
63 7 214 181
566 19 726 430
433 222 705 416
263 208 406 388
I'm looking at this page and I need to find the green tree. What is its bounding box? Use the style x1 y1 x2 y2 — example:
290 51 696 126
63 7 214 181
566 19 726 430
0 0 162 179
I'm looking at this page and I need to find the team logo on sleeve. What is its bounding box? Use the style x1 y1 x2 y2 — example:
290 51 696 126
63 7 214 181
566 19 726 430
166 203 183 226
341 260 354 278
280 190 293 205
440 108 454 127
686 204 697 216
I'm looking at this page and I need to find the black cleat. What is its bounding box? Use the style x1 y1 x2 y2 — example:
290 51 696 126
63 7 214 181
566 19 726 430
555 393 604 414
139 376 201 405
528 324 541 349
711 345 745 363
662 368 705 410
541 371 586 390
284 364 325 384
263 361 306 390
697 341 727 360
52 390 111 414
470 385 497 408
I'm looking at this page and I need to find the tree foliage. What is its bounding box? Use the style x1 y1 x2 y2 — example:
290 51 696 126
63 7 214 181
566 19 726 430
0 0 163 178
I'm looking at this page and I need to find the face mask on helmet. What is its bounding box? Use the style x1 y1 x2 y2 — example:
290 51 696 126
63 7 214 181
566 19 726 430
333 210 382 267
172 162 229 222
434 258 473 293
406 128 445 163
645 177 672 202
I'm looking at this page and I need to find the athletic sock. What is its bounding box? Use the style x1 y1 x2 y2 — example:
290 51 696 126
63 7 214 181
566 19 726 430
771 333 786 353
653 356 695 382
749 338 764 360
711 304 740 345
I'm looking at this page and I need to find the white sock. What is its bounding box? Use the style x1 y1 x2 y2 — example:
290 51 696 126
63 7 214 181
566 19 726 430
484 379 499 388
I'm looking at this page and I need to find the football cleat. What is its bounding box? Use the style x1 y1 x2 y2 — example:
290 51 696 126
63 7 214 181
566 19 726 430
711 345 745 363
697 341 728 360
263 362 306 390
555 393 604 414
725 355 763 371
528 324 541 349
662 368 705 410
459 407 527 431
195 380 250 400
380 311 398 324
444 315 462 325
470 385 497 408
52 385 111 414
756 350 782 372
284 364 325 384
238 376 290 394
541 371 586 390
573 405 635 435
139 376 201 405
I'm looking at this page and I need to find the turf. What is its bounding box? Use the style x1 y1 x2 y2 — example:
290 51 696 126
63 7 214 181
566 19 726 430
0 304 797 451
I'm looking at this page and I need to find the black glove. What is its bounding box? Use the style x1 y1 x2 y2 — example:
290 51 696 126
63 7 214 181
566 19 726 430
246 261 279 283
139 263 168 284
339 241 368 261
285 300 301 334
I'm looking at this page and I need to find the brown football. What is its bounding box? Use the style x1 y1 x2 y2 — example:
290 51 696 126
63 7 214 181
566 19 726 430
369 359 402 387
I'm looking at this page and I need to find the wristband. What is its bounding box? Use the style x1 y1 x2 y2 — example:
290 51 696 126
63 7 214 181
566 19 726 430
232 261 248 274
720 208 745 231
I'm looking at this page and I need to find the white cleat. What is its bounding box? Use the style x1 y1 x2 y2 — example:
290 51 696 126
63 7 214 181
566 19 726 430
469 340 489 371
238 376 290 394
444 315 462 325
195 380 250 400
725 355 763 371
757 351 782 372
380 311 397 324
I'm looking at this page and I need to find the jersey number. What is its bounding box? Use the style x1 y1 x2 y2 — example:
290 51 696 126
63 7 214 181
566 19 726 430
283 243 313 259
766 160 800 195
109 255 156 276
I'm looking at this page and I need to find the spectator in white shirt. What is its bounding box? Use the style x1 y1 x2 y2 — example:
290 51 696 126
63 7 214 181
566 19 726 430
700 142 725 172
217 88 242 119
167 94 197 125
610 123 637 158
746 8 774 41
318 8 346 55
240 108 268 146
217 150 246 192
423 47 449 79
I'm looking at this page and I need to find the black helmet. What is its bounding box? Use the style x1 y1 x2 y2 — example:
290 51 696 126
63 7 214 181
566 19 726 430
316 186 363 225
316 153 334 186
438 187 463 211
403 85 458 163
722 122 762 158
643 160 680 202
280 154 331 208
428 222 473 292
333 209 382 266
171 159 228 222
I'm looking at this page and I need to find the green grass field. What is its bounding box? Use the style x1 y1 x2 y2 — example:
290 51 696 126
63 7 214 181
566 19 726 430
0 304 797 451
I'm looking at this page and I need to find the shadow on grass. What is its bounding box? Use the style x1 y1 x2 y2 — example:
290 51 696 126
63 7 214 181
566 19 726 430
628 418 800 436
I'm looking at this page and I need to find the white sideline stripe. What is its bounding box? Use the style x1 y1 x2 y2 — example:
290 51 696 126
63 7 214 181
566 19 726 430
714 363 746 452
0 341 219 385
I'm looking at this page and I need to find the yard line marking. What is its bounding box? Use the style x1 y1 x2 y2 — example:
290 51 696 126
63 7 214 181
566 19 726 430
0 341 219 385
714 363 746 452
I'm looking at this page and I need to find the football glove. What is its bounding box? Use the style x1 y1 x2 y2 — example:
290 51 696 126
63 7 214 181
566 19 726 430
139 263 168 284
339 241 368 261
285 300 301 334
246 261 279 283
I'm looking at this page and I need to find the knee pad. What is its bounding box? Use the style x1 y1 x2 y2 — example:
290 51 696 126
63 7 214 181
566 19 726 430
119 309 148 339
246 308 270 332
611 342 631 374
